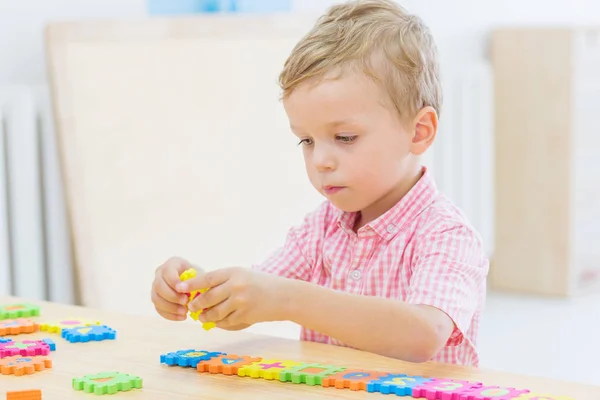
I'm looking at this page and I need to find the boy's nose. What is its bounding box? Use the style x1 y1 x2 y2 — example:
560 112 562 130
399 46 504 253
312 145 337 172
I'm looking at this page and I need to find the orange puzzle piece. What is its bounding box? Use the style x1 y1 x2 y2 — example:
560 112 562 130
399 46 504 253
0 319 40 336
321 369 389 391
0 356 52 376
6 389 42 400
197 355 262 375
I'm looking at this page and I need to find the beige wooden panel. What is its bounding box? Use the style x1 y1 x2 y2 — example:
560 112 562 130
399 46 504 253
491 28 573 296
45 15 323 315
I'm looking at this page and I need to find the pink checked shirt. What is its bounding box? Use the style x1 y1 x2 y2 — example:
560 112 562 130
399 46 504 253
253 167 489 366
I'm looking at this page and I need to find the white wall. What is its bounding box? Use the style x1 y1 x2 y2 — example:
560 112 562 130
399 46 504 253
2 0 600 85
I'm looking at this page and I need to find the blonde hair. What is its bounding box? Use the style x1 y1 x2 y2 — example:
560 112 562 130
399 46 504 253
279 0 442 121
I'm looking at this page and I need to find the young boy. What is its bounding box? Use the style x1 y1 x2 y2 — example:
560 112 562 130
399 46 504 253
150 0 489 366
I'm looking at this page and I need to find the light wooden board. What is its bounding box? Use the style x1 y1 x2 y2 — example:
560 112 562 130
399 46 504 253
3 296 600 399
44 15 324 315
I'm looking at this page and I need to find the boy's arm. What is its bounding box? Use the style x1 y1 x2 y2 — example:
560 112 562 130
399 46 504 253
283 279 454 362
284 223 488 362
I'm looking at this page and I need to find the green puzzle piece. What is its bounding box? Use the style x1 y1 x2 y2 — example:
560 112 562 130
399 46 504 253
279 363 346 386
72 371 143 395
0 303 40 320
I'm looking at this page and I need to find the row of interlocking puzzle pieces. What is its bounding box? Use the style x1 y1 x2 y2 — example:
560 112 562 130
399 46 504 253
159 349 575 400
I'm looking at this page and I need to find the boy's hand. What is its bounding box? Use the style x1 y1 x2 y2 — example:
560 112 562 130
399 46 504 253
175 267 288 329
151 257 203 321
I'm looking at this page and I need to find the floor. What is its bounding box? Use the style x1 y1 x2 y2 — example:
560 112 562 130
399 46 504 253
245 290 600 386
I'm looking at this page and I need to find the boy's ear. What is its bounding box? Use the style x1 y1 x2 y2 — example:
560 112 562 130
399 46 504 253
410 106 438 155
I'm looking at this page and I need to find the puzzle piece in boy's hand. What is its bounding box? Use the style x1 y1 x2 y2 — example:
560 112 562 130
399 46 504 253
279 363 347 386
0 319 40 336
454 385 530 400
366 374 433 395
72 371 143 395
62 325 116 343
237 359 305 380
40 318 101 334
0 355 52 376
6 389 42 400
197 354 262 375
0 340 52 358
412 378 482 399
321 369 389 391
512 394 575 400
179 268 215 331
0 304 40 320
160 349 224 368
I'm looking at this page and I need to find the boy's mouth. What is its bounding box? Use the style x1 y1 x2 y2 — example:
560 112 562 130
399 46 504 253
322 186 345 195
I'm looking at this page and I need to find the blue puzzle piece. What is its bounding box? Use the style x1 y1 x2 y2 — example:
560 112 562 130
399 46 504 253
160 349 224 368
0 338 12 343
367 374 433 396
61 325 116 343
42 338 56 351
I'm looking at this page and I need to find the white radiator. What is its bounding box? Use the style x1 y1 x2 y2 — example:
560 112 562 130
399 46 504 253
0 84 74 303
0 63 494 303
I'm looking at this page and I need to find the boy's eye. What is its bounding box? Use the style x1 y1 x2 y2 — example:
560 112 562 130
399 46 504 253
336 135 357 143
297 138 313 146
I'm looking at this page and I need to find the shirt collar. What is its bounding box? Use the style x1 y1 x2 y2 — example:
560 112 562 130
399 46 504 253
336 166 438 240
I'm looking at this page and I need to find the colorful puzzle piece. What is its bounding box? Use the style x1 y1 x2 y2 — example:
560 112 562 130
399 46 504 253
412 378 482 399
0 340 52 358
72 371 143 395
367 373 434 395
40 318 101 334
454 385 530 399
160 349 224 368
237 359 305 380
6 389 42 400
61 325 116 343
0 319 40 336
279 363 347 386
0 337 12 343
197 354 262 375
0 356 52 376
40 338 56 351
180 268 216 331
322 369 389 391
0 304 40 320
512 394 575 400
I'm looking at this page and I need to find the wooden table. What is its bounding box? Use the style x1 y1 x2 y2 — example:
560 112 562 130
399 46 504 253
1 297 598 399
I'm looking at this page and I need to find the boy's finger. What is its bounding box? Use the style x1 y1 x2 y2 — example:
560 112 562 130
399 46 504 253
189 283 229 313
156 277 189 305
200 299 235 324
156 309 187 321
176 268 230 294
152 291 188 316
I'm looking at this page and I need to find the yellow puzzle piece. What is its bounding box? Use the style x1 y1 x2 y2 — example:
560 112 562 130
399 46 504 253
179 268 216 331
237 359 305 380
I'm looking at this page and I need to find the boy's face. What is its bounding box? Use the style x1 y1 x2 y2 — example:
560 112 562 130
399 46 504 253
283 70 431 220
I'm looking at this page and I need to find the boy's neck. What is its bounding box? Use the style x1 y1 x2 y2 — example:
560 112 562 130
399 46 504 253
353 165 424 232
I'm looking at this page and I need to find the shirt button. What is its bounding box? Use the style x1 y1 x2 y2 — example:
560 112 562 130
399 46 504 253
386 224 396 233
350 270 362 280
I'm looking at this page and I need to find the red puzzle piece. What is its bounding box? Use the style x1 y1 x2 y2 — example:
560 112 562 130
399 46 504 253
0 340 51 358
412 378 482 400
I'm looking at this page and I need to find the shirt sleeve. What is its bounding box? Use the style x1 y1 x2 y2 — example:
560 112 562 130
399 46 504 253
251 201 331 281
405 223 489 346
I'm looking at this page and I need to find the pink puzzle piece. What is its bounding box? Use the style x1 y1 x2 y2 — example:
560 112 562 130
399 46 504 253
413 378 482 400
454 385 530 400
0 340 51 358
